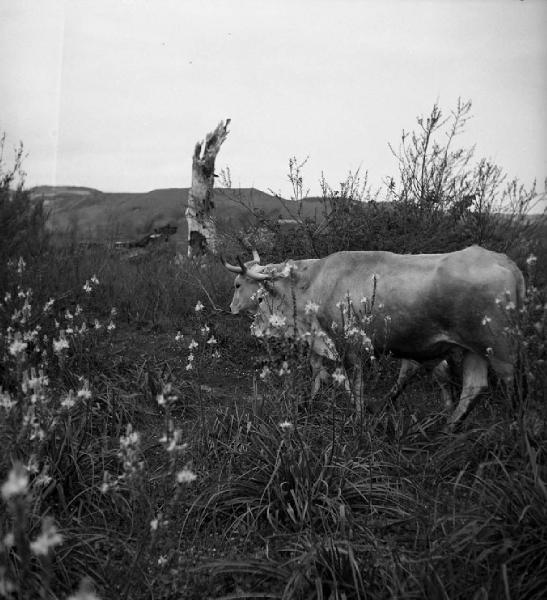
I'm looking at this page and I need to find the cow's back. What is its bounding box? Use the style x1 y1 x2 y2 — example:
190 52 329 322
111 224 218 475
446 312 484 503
299 246 523 362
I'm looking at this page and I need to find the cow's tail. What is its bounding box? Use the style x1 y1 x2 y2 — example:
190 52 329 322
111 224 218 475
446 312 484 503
513 264 527 405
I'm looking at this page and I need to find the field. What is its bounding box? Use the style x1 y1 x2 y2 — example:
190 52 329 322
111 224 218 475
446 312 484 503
1 232 546 599
2 107 547 599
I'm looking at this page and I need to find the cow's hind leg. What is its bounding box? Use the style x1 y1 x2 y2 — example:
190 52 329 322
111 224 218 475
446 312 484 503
432 359 455 410
309 353 329 398
447 352 488 430
386 360 422 405
342 351 365 416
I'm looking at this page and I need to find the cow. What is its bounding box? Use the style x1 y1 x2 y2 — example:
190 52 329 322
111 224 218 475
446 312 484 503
222 246 525 429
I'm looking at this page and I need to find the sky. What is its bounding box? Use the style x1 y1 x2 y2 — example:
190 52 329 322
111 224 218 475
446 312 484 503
1 0 546 206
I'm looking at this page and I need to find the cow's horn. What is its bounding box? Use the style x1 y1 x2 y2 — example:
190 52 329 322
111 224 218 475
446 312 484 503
220 255 244 273
252 249 261 264
236 256 248 274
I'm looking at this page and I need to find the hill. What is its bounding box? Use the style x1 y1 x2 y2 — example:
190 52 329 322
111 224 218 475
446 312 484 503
29 186 327 242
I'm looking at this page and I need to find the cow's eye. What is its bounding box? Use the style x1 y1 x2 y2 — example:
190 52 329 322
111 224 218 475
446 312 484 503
235 283 241 289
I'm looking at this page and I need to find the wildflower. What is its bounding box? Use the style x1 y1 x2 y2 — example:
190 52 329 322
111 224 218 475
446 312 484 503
150 518 159 531
30 517 63 556
94 319 102 330
332 368 347 385
175 331 184 342
278 420 293 432
259 365 270 380
17 256 26 275
4 292 12 303
304 300 319 314
61 391 76 409
3 532 14 548
74 304 83 315
77 385 92 400
9 339 27 356
278 361 290 376
43 298 55 311
526 254 537 266
0 390 16 411
1 464 29 500
158 555 168 567
53 335 69 354
481 316 491 326
90 275 99 285
83 281 92 293
206 336 217 345
107 321 116 331
176 468 197 484
66 577 101 600
65 309 74 320
157 393 166 406
194 300 204 313
166 430 187 453
188 339 198 350
34 469 53 488
486 347 494 357
200 324 210 336
268 313 287 328
212 350 221 359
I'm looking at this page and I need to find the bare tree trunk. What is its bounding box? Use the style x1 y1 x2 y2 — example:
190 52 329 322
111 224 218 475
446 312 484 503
186 119 230 258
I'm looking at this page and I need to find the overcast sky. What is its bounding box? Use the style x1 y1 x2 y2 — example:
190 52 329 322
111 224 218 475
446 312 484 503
1 0 546 202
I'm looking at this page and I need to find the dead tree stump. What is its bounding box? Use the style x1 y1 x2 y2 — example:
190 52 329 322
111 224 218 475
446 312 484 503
186 119 230 258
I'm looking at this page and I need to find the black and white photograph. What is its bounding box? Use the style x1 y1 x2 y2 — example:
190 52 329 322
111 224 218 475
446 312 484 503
1 1 546 598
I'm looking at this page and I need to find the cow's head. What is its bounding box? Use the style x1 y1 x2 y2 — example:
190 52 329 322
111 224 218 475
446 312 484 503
221 250 292 315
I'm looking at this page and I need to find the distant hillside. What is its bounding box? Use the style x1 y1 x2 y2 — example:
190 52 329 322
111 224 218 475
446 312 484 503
29 186 326 242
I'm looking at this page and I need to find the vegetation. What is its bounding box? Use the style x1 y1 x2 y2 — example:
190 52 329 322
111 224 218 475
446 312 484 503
0 101 546 599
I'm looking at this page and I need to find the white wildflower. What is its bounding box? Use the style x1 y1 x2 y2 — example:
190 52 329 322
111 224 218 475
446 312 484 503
268 313 287 328
526 254 537 266
332 368 347 386
206 336 217 345
94 319 102 330
200 324 210 336
9 339 27 356
304 300 319 315
259 365 270 380
481 316 491 326
0 390 16 411
212 350 221 359
77 386 92 400
61 391 76 409
30 517 63 556
90 275 99 285
83 281 92 293
53 336 69 354
278 361 290 376
158 555 168 567
175 331 184 342
1 464 28 500
278 420 293 432
188 339 198 350
176 468 197 484
150 518 159 531
156 393 165 406
107 321 115 331
43 298 55 311
194 300 204 313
